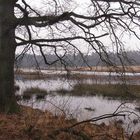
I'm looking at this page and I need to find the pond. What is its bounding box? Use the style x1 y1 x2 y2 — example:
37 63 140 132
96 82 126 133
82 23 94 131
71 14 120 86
15 73 140 133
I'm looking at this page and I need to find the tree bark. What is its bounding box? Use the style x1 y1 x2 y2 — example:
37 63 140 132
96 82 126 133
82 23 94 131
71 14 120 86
0 0 19 113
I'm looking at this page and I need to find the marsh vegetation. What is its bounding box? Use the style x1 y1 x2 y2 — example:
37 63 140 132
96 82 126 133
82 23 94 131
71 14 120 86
57 83 140 99
15 68 140 134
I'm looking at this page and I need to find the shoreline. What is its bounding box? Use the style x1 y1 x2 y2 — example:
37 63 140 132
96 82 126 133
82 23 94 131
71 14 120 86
0 105 140 140
15 65 140 73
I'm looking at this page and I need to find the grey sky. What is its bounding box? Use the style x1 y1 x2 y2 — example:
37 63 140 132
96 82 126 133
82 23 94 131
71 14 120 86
16 0 140 55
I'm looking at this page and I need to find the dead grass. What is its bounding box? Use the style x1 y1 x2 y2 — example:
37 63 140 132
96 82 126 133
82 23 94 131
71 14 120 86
57 83 140 99
76 66 140 73
0 106 139 140
23 87 48 96
15 69 65 79
15 67 140 81
15 69 47 80
22 88 48 100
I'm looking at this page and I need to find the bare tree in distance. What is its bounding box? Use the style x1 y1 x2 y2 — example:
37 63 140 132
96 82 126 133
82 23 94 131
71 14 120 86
0 0 140 113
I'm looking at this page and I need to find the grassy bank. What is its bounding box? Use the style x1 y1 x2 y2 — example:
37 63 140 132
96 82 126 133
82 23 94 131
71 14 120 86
57 84 140 99
15 70 140 82
0 106 139 140
75 65 140 73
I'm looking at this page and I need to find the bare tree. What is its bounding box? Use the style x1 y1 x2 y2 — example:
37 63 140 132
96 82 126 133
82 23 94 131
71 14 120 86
0 0 140 113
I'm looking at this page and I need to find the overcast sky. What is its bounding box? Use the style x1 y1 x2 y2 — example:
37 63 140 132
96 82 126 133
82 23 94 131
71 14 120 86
16 0 140 55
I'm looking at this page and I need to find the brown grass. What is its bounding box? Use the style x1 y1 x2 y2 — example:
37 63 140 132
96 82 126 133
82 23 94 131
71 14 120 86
75 66 140 73
15 69 63 80
0 106 139 140
15 66 140 81
23 87 48 96
57 83 140 99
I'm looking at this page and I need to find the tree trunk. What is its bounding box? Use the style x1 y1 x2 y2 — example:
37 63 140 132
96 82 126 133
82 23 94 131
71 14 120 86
0 0 19 113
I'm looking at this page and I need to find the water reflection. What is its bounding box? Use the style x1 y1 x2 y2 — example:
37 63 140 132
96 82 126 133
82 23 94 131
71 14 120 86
15 71 140 133
16 79 74 95
19 94 140 133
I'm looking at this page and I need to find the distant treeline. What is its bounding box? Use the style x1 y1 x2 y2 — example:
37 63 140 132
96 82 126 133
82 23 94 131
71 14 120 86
15 51 140 68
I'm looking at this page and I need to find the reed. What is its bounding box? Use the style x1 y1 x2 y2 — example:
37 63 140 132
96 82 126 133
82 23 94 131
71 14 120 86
57 83 140 99
23 87 48 96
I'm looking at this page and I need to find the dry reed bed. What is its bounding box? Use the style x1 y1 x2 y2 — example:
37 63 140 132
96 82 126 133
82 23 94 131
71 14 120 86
75 66 140 73
15 68 140 81
0 106 140 140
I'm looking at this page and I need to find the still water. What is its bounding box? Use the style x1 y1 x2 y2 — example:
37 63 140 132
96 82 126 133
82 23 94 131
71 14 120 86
16 75 140 133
